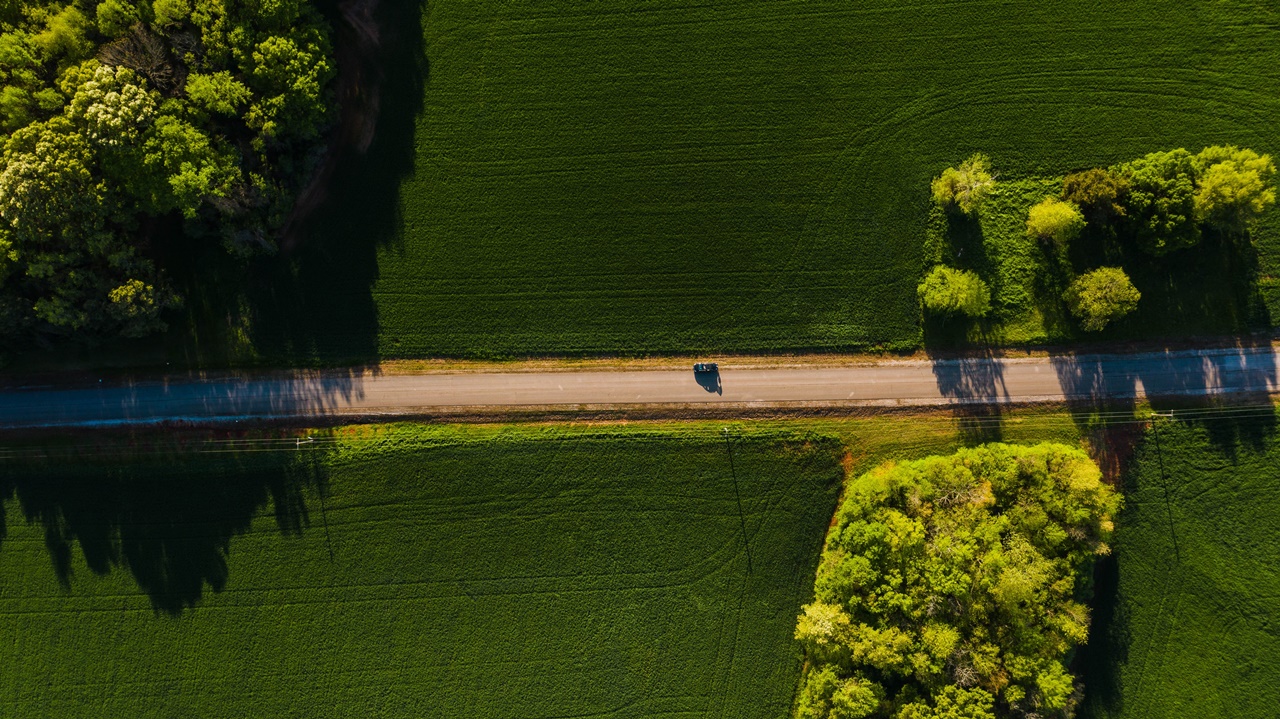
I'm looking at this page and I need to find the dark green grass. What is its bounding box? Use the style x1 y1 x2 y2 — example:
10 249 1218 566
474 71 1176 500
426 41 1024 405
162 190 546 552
0 431 841 717
361 0 1280 358
1080 414 1280 718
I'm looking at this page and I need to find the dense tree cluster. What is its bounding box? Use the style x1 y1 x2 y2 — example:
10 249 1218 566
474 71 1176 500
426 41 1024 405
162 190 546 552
0 0 335 341
795 443 1120 719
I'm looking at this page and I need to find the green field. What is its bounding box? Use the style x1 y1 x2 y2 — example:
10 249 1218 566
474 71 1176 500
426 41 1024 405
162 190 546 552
1081 412 1280 718
323 0 1280 358
0 428 842 717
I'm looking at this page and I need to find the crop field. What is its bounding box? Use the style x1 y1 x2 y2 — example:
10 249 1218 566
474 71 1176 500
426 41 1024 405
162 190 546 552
0 429 842 717
345 0 1280 358
1080 412 1280 718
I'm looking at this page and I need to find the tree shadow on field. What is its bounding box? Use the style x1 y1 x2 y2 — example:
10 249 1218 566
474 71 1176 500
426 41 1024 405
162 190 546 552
0 447 329 615
162 0 429 367
1075 552 1128 718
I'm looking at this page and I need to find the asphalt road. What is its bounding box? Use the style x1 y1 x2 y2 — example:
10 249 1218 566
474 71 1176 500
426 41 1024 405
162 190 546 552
1 347 1277 428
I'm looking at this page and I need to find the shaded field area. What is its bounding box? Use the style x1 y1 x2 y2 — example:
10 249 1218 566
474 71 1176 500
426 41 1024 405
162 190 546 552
364 0 1280 358
0 429 841 717
1081 412 1280 718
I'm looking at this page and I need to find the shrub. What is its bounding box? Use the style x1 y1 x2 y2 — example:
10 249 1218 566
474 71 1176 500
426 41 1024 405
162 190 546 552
931 153 995 214
1113 149 1200 255
918 266 990 318
1192 145 1276 230
1063 167 1127 220
794 443 1121 719
1026 196 1085 248
1066 266 1141 331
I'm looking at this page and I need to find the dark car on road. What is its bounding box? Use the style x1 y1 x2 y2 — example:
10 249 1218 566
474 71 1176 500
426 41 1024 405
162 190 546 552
693 362 718 374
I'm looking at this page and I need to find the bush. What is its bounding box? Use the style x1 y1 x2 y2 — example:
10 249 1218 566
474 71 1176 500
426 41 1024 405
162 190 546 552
918 266 990 318
1025 196 1085 248
794 443 1121 719
1192 145 1276 230
1063 167 1127 220
931 153 995 214
1066 266 1141 331
1113 149 1200 255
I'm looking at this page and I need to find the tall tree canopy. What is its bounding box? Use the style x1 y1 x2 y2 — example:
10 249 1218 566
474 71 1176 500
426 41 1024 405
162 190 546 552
0 0 335 342
795 443 1120 719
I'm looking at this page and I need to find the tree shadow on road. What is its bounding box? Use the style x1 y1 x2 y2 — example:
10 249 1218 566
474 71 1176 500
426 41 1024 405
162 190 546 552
0 440 330 615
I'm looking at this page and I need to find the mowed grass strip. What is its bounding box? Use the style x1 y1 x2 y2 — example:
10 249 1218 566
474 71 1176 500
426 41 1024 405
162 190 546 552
0 432 841 718
1081 415 1280 718
367 0 1280 357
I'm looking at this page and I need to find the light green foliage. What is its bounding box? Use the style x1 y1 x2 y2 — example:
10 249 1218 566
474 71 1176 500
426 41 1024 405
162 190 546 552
96 0 140 38
1192 145 1276 229
245 30 333 140
135 115 239 217
1080 418 1280 718
32 4 93 61
184 71 251 116
1114 149 1201 255
0 431 843 717
932 154 996 215
897 687 996 719
106 278 166 337
0 0 336 343
65 64 156 145
152 0 191 27
918 266 991 318
1025 197 1084 248
1065 266 1140 332
795 443 1119 719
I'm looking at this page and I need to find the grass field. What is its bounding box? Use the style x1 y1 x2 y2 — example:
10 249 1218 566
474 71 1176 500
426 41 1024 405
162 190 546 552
1080 411 1280 718
336 0 1280 359
0 428 843 717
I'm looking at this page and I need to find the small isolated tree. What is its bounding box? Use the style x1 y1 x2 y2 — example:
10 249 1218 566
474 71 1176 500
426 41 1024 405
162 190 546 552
918 265 991 318
1066 266 1140 331
1026 196 1085 248
1192 145 1276 230
1063 167 1128 221
931 153 995 214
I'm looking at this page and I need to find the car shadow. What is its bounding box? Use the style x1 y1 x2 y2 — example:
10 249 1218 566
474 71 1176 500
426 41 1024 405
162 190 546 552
695 370 723 395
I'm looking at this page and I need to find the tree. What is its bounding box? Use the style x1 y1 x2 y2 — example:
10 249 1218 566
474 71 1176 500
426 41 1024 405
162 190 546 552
0 0 338 345
1065 266 1140 331
1025 197 1084 249
918 266 991 318
1062 168 1127 221
794 443 1120 719
1113 149 1200 255
1192 145 1276 230
931 154 995 214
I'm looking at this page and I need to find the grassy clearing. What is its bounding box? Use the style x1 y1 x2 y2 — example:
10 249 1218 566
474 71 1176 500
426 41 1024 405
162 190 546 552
0 427 842 717
925 171 1279 348
357 0 1280 359
1080 412 1280 718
